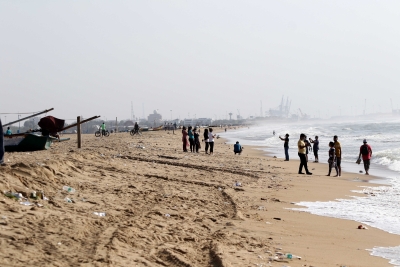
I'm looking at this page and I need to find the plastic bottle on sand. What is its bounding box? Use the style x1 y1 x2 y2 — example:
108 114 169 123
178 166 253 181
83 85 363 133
62 186 76 193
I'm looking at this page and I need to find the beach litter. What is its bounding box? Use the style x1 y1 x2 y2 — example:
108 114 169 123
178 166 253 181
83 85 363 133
20 201 33 206
234 182 242 187
165 214 171 218
357 224 368 229
4 192 23 200
93 212 106 217
64 197 74 203
62 186 76 193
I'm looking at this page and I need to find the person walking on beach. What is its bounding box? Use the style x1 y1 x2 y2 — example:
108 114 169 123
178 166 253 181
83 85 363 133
0 119 4 165
193 128 201 153
182 126 189 152
358 139 372 175
333 135 342 176
310 136 319 162
298 133 312 175
208 128 216 155
279 134 290 161
234 141 243 155
327 141 339 176
203 128 209 154
100 122 106 137
188 126 195 152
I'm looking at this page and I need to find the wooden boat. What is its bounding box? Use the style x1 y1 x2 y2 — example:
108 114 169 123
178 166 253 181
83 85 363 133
4 133 69 152
151 125 164 131
2 109 98 152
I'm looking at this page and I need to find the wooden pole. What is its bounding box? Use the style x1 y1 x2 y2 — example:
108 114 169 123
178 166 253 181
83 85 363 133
61 115 100 131
115 117 118 133
77 116 81 148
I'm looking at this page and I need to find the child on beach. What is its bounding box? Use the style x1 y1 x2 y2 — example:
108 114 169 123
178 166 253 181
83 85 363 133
327 141 339 176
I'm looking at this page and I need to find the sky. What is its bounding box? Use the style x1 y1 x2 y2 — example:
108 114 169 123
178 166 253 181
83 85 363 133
1 0 400 124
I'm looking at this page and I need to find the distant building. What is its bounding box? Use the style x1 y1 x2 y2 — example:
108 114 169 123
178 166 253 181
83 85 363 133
182 119 193 126
148 110 162 126
195 118 212 126
182 118 212 126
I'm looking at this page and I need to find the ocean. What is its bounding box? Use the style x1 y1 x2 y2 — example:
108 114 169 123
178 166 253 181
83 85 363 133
221 118 400 266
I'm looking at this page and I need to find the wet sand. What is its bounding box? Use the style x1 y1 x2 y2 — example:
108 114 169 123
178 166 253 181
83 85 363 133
0 130 398 266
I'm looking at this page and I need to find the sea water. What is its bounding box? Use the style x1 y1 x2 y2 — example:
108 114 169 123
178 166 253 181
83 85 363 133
221 118 400 265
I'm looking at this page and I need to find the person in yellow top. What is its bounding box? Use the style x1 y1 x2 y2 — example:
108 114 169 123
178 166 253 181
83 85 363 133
298 133 312 175
333 135 342 177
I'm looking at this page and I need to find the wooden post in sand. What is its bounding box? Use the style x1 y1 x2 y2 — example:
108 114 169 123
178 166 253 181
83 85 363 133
77 116 81 148
115 117 118 133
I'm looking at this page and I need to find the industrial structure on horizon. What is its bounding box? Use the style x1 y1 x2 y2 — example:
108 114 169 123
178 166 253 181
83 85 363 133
268 96 291 118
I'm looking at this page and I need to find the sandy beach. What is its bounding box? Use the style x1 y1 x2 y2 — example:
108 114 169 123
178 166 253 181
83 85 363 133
0 130 398 267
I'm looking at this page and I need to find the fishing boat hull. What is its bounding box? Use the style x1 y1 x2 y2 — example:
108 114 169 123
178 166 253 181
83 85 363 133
151 126 164 131
4 134 57 152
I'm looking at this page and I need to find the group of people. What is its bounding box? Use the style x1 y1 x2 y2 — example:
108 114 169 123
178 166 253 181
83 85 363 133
279 133 372 176
181 126 216 154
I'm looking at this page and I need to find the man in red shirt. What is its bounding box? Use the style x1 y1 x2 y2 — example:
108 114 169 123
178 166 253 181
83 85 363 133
358 139 372 175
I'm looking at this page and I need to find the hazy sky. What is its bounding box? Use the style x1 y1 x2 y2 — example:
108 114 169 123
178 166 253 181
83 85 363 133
2 1 400 123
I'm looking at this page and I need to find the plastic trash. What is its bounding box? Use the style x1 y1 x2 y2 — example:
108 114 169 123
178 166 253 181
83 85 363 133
20 201 33 206
64 197 72 203
62 186 76 193
4 192 23 199
286 253 293 259
165 214 171 217
234 182 242 187
93 212 106 217
218 187 222 191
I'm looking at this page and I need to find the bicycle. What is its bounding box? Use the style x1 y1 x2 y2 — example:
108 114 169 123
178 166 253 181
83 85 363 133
130 129 142 136
95 130 110 137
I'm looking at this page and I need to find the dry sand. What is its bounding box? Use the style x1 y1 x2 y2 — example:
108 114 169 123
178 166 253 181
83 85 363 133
0 130 398 267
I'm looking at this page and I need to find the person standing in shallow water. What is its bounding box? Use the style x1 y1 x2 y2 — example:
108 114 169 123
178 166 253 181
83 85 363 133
310 136 319 162
333 135 342 177
203 128 209 154
181 126 189 152
358 139 372 175
279 134 289 161
327 141 338 176
298 133 312 175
